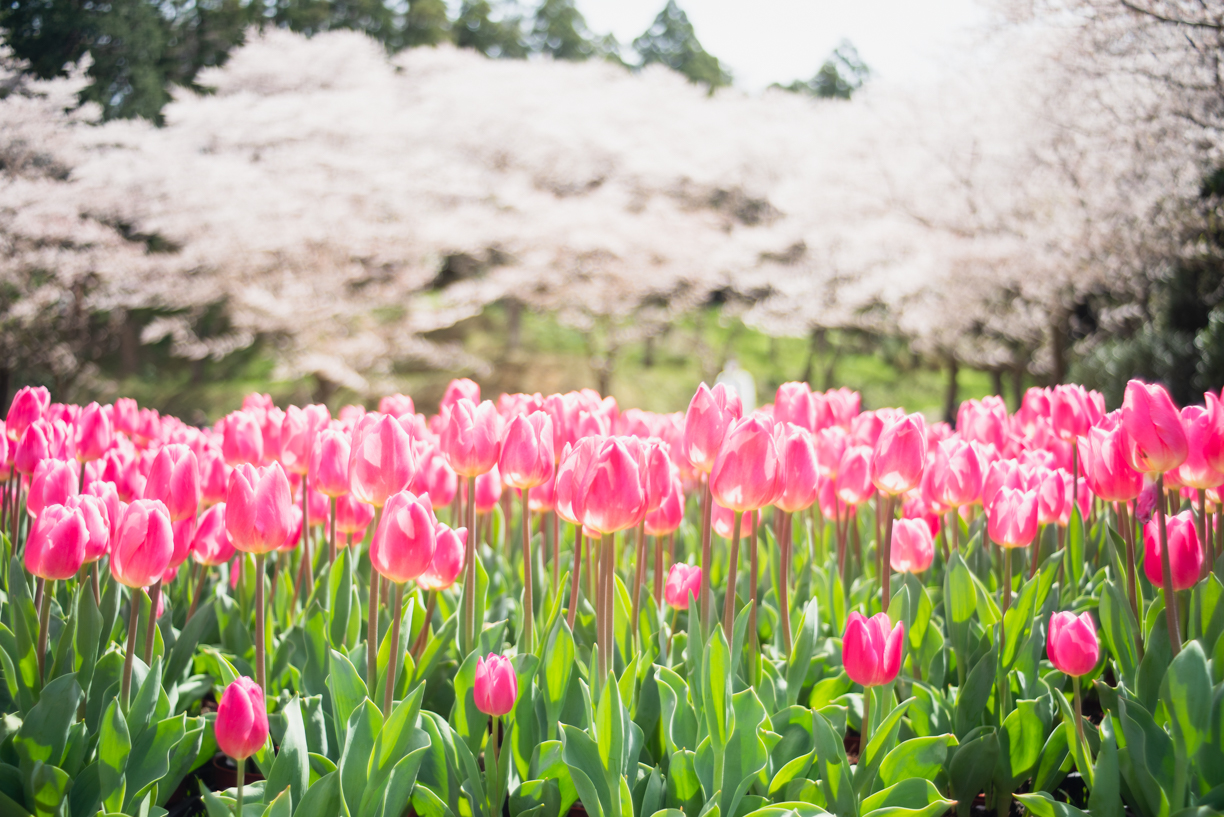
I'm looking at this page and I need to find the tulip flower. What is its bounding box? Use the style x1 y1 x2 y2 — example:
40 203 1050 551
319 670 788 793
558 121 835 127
774 382 817 432
225 463 294 555
871 414 928 496
474 653 518 717
26 458 78 519
72 494 111 566
1122 380 1189 474
664 563 702 609
419 523 466 591
499 412 554 489
14 421 50 476
192 504 235 566
682 382 742 473
1047 610 1100 775
379 393 415 417
74 402 114 463
1050 385 1094 443
889 518 934 574
842 612 903 743
334 493 375 542
113 397 139 436
644 475 684 536
200 448 228 507
311 428 352 498
1078 426 1143 503
957 396 1009 452
441 378 481 416
527 471 555 514
441 399 502 479
1144 510 1202 591
988 487 1039 549
144 444 200 522
349 413 416 508
474 465 503 514
774 425 819 514
25 502 88 581
576 437 648 535
1203 392 1224 475
370 490 437 584
834 446 874 506
221 411 264 466
279 404 329 475
1034 468 1067 527
216 676 269 816
927 438 984 510
712 503 755 539
111 498 174 707
825 388 860 429
6 386 49 442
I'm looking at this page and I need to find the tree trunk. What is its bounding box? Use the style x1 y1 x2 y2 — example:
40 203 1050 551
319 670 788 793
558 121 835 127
0 366 9 416
990 368 1004 399
801 327 824 385
643 334 655 368
119 311 141 376
1011 365 1025 411
943 355 959 425
1050 313 1068 385
505 298 522 352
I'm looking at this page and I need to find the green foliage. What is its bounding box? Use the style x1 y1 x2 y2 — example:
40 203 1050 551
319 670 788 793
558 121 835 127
633 0 730 89
777 40 870 100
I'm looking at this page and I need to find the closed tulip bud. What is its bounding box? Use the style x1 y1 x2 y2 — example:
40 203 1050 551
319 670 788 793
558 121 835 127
14 422 50 476
441 399 502 478
199 448 228 507
311 428 352 499
112 398 139 436
25 503 88 580
370 491 437 583
1143 510 1202 590
871 414 928 496
957 396 1009 451
1034 468 1067 526
192 504 235 566
499 412 555 489
222 411 264 466
815 426 849 478
834 446 874 506
418 523 466 590
1203 392 1224 475
225 463 294 554
638 440 672 514
419 449 458 510
473 653 517 716
1122 380 1189 473
280 404 329 475
774 383 817 432
379 393 415 418
440 378 481 416
74 402 114 463
553 440 591 526
215 677 268 761
682 383 742 473
713 503 754 539
889 518 934 574
1077 426 1143 502
927 438 984 508
988 487 1039 548
982 458 1031 510
842 612 903 687
144 444 200 522
710 414 782 513
1175 405 1224 489
528 471 556 513
334 493 375 540
664 563 702 609
349 413 416 508
6 386 49 442
578 437 648 534
27 458 78 519
850 410 887 448
775 424 819 513
1047 611 1100 677
474 465 503 514
644 475 684 535
111 499 175 588
1050 384 1093 443
825 388 860 429
71 494 111 563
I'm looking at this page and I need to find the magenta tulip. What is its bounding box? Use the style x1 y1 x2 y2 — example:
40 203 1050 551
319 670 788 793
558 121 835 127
927 438 984 509
664 563 702 609
474 653 518 716
1078 426 1143 502
71 494 111 564
889 518 934 574
74 402 114 463
709 414 782 513
842 612 903 687
1034 468 1067 527
575 437 648 535
144 444 200 521
418 523 466 591
25 503 88 581
1050 384 1094 443
1144 510 1203 590
191 504 235 566
225 463 294 555
870 414 927 496
1047 611 1100 677
221 411 264 466
1176 405 1224 489
280 404 329 476
499 412 554 490
26 458 78 519
370 490 437 584
774 382 817 432
111 499 174 588
334 493 375 540
988 487 1039 548
6 386 49 442
349 413 416 508
682 382 742 473
1122 380 1188 473
215 677 268 761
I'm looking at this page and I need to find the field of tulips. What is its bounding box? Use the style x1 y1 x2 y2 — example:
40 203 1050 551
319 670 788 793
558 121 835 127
1 376 1223 817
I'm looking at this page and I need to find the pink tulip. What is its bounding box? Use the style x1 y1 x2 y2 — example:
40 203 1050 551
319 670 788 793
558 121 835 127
889 518 934 574
474 465 503 514
416 448 458 510
71 494 111 563
1060 472 1090 525
499 412 555 490
221 411 264 466
215 677 268 761
225 463 294 555
74 402 114 463
1203 392 1224 475
851 410 888 448
1050 385 1094 443
870 414 927 496
1176 405 1224 489
644 475 684 536
774 425 819 513
988 487 1039 548
552 440 590 526
349 413 416 508
637 439 673 514
842 612 903 687
957 396 1009 452
682 383 742 473
815 427 849 478
774 383 817 432
370 491 437 584
982 458 1031 510
144 444 200 522
1034 468 1067 526
112 398 139 437
712 503 755 539
1143 510 1203 591
574 437 648 535
825 388 860 429
279 404 330 475
927 438 984 509
6 386 49 442
334 493 375 540
1122 380 1189 473
25 503 88 580
709 414 782 513
311 428 352 499
379 394 415 418
191 504 235 566
440 378 481 416
111 499 174 588
14 421 50 476
528 472 556 514
1047 611 1100 677
664 563 702 609
834 446 874 506
473 653 518 716
1078 426 1143 502
200 448 228 507
440 399 502 479
26 459 78 519
418 523 466 590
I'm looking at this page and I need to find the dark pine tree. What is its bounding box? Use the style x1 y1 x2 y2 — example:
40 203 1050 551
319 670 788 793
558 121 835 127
633 0 731 90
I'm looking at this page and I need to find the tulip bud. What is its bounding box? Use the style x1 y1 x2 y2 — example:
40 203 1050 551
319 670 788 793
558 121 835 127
144 444 200 522
418 523 466 590
834 446 874 506
192 504 235 566
111 499 175 588
682 383 742 473
1143 510 1203 591
349 414 416 508
709 414 782 513
1122 380 1188 473
1034 468 1067 526
25 503 88 580
664 563 702 609
6 386 50 442
1077 426 1143 502
870 414 927 496
225 463 294 554
74 402 114 463
927 438 984 509
26 458 78 519
311 428 352 499
576 437 648 534
988 487 1039 548
379 393 415 418
1175 405 1224 489
1046 611 1099 677
222 411 264 466
645 474 684 536
215 677 269 761
440 378 481 416
473 653 517 716
334 493 375 540
474 465 503 514
842 612 903 687
72 494 111 563
370 491 437 584
889 518 934 574
440 399 502 478
499 412 555 490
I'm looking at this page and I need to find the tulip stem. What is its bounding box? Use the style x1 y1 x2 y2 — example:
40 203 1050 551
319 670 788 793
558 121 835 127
1115 502 1142 656
567 526 584 631
1000 550 1012 718
188 562 208 621
749 510 759 664
329 497 337 565
723 510 743 639
411 590 436 660
861 686 872 753
385 582 406 714
255 553 267 695
36 579 51 683
235 757 244 817
121 588 142 713
700 476 714 628
90 562 101 607
462 477 476 657
880 495 896 612
368 506 384 682
667 607 680 662
552 511 560 597
488 714 499 817
780 511 793 655
1156 473 1182 657
1199 488 1210 582
1072 675 1088 775
631 522 646 655
144 579 162 664
521 491 534 652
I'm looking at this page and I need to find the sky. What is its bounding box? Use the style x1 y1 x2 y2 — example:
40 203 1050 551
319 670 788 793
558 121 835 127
575 0 991 89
